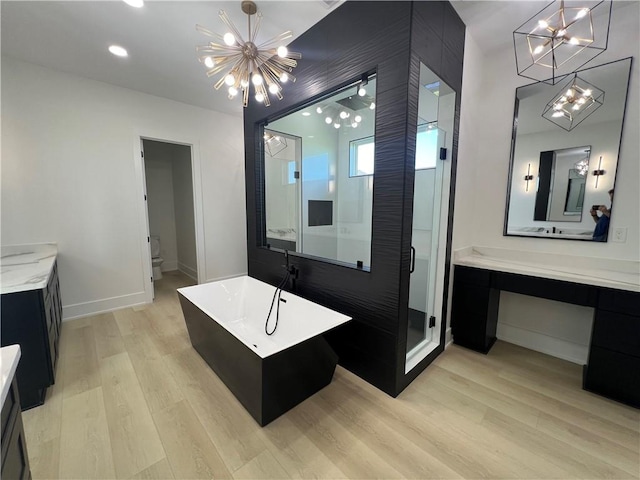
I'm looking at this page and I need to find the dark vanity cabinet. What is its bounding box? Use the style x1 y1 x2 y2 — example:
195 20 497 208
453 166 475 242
1 261 63 409
584 289 640 407
1 376 31 480
451 264 639 408
451 266 499 353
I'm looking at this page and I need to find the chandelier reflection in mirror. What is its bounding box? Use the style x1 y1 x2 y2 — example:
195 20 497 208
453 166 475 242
513 0 611 84
574 155 590 176
541 74 604 131
264 133 288 157
196 0 301 107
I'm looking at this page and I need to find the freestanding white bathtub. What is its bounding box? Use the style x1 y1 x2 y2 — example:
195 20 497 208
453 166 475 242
177 275 351 426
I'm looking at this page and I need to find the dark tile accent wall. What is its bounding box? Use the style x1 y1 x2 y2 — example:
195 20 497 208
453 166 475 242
244 1 465 396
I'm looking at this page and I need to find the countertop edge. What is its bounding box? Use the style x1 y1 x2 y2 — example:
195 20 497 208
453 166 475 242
454 255 640 293
1 345 21 406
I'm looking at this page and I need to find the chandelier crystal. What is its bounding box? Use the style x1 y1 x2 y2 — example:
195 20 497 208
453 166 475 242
196 1 301 107
513 0 611 84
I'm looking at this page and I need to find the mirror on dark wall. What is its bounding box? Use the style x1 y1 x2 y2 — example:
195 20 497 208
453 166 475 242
263 75 377 268
505 57 632 241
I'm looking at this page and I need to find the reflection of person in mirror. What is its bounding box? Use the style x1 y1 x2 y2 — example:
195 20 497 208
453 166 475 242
590 189 614 242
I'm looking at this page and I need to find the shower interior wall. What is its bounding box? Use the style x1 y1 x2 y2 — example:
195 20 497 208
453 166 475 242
243 1 464 396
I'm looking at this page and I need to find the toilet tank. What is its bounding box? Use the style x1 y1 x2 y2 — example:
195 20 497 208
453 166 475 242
150 236 161 258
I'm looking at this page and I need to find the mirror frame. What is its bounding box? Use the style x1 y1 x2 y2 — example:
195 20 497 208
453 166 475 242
503 57 633 241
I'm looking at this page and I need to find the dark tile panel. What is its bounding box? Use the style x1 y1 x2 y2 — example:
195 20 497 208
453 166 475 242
244 0 466 397
439 44 464 93
442 2 466 57
325 321 398 395
412 1 445 41
248 256 400 334
410 2 445 74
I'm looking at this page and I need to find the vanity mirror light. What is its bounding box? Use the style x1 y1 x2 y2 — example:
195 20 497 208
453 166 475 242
505 57 632 241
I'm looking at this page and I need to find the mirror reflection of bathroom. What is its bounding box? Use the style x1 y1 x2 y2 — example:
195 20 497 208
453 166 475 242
405 63 455 371
534 146 591 223
263 75 377 269
142 139 198 299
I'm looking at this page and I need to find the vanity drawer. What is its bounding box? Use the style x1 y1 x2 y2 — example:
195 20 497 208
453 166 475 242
494 272 597 307
1 379 18 447
591 310 640 357
584 346 640 408
597 289 640 316
454 266 491 287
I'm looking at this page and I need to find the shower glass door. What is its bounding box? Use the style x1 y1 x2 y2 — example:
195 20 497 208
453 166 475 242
405 63 455 372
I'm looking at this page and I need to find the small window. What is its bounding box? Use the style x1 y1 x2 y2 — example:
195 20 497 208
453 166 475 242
349 137 375 177
287 161 296 184
415 124 438 170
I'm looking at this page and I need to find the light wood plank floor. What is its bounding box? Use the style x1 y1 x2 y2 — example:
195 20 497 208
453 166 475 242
23 271 640 479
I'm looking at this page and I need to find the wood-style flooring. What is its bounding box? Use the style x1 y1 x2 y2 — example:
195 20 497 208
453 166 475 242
22 271 640 479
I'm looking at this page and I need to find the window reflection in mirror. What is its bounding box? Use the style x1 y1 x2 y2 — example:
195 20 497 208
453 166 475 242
263 75 377 268
505 58 632 241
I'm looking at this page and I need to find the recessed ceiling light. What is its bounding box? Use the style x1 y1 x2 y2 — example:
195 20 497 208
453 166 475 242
302 112 311 116
109 45 128 57
123 0 144 7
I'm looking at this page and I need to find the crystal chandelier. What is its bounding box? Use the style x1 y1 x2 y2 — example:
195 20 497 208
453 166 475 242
196 1 301 107
513 0 611 84
541 74 604 131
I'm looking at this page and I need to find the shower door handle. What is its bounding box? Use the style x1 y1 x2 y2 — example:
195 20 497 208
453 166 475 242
410 246 416 273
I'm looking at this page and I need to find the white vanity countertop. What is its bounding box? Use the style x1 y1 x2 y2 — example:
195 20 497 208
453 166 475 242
1 243 58 295
454 246 640 293
1 345 21 406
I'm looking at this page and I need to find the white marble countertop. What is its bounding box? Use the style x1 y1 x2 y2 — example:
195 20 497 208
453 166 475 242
1 345 21 406
454 246 640 293
1 243 58 294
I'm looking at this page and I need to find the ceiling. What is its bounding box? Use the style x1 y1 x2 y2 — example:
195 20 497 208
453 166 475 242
1 1 631 117
1 0 340 117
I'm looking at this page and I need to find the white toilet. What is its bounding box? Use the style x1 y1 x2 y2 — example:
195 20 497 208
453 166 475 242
150 235 164 281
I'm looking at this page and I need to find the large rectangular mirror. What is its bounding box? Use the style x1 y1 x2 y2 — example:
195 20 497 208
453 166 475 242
505 57 632 241
263 74 377 268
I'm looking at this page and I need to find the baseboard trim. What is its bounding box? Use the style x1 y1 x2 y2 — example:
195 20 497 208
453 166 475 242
445 327 453 348
178 262 198 281
62 291 148 321
497 323 588 365
161 261 178 272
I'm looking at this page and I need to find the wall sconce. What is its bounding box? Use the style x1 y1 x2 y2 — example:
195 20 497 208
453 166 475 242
524 163 535 191
592 155 605 188
541 74 604 131
513 0 612 84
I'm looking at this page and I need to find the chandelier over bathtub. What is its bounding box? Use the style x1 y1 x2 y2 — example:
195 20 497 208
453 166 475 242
196 0 301 107
513 0 611 84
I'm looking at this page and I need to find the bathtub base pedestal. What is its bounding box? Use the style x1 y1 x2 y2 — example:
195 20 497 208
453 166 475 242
179 293 339 426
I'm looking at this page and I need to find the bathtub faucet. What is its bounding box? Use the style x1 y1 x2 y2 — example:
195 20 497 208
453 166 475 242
283 250 299 291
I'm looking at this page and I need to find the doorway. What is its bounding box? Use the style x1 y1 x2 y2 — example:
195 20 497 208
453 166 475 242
139 138 202 300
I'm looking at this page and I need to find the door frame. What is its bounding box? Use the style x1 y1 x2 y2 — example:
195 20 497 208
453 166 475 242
133 131 206 304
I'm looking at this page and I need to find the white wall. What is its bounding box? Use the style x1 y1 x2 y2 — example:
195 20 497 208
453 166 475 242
453 2 640 359
1 57 246 319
